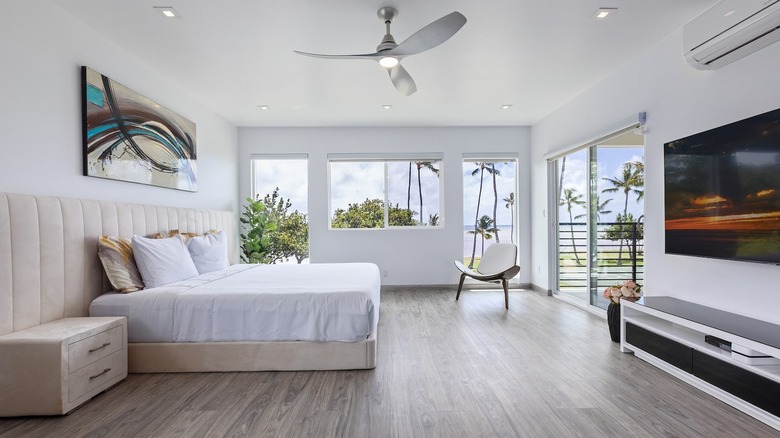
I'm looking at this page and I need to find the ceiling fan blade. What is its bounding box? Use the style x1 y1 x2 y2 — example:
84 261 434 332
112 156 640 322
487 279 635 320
293 50 382 60
388 64 417 96
388 11 466 57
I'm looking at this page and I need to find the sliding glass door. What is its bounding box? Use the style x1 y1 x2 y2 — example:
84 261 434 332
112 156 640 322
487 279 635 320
552 131 644 309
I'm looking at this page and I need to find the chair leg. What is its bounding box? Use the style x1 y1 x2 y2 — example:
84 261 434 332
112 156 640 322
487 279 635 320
456 274 466 301
502 279 509 309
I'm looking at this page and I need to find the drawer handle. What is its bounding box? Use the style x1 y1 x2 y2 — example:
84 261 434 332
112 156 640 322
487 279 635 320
89 368 111 380
88 342 111 353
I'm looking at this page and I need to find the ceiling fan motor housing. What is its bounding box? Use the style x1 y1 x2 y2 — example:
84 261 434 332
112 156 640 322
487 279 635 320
377 35 397 52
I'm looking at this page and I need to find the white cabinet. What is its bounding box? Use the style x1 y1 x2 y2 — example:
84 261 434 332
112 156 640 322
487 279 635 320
0 317 128 416
621 298 780 431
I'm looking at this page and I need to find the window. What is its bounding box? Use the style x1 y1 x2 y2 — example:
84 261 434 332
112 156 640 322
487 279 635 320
328 157 442 229
462 159 518 267
249 155 308 264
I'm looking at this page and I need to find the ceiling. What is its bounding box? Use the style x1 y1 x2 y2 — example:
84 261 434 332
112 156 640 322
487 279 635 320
51 0 716 127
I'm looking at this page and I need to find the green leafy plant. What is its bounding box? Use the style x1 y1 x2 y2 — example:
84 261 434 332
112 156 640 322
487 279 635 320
239 196 277 263
331 198 416 228
260 188 309 263
604 213 644 264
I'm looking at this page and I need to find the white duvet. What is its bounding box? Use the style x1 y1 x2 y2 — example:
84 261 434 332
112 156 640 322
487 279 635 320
89 263 381 343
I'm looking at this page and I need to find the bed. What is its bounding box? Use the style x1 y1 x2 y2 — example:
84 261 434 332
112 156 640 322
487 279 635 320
0 192 379 372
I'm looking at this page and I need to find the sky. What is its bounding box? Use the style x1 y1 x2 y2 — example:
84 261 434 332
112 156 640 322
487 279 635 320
462 161 517 228
252 159 309 214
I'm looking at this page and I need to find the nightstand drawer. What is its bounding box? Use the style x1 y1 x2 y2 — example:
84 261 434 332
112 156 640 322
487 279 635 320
68 350 126 403
68 325 123 372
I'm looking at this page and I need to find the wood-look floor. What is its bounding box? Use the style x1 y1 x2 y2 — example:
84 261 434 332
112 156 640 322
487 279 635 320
1 288 778 437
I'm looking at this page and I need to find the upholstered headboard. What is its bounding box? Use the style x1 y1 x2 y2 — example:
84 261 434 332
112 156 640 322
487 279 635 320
0 192 237 336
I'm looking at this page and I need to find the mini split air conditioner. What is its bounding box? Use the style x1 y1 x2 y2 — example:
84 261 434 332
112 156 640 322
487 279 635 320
683 0 780 70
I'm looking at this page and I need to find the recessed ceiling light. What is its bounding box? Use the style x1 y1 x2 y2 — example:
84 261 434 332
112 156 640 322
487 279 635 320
500 104 512 110
154 6 181 18
257 105 270 110
382 105 392 110
592 7 617 20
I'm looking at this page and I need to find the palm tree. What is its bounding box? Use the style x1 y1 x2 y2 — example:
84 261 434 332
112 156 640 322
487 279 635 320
415 161 439 225
560 187 586 265
469 163 489 268
630 160 644 180
602 162 644 219
489 163 502 242
557 156 566 204
406 162 413 211
602 162 644 265
503 192 515 244
467 215 497 260
574 195 612 222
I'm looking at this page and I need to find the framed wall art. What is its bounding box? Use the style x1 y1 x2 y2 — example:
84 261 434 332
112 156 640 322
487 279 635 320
82 66 197 191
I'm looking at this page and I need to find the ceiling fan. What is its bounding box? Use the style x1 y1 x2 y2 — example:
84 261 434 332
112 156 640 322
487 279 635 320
294 7 467 96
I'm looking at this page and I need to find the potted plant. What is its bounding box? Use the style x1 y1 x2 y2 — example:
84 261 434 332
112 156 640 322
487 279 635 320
603 280 642 342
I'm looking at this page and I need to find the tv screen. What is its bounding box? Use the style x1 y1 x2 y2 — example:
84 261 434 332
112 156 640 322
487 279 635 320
664 107 780 265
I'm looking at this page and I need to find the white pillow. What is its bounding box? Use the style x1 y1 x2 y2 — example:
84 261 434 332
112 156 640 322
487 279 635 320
132 235 199 288
186 231 229 274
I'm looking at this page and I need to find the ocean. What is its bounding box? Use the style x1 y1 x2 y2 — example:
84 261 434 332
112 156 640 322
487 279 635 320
463 225 515 259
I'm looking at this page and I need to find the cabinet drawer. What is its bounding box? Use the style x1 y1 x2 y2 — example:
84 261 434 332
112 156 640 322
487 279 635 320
68 325 123 372
626 322 693 373
68 350 126 403
692 349 780 417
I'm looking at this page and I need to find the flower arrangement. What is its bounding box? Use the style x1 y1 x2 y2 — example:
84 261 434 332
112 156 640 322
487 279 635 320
603 280 641 305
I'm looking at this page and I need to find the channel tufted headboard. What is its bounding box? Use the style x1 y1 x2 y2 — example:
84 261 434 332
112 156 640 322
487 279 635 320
0 192 237 336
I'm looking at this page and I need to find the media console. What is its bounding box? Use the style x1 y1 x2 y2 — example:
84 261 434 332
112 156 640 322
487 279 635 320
620 297 780 431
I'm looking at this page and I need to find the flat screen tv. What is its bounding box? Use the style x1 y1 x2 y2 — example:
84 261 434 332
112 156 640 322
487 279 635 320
664 107 780 265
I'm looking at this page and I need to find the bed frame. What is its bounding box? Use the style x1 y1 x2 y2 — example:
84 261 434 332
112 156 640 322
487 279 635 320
0 192 377 372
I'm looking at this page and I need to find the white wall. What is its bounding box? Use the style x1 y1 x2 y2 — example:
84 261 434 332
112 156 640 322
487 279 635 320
0 1 238 213
531 29 780 322
239 127 531 286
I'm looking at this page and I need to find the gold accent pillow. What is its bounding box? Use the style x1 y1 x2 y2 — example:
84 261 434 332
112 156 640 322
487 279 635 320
97 235 145 293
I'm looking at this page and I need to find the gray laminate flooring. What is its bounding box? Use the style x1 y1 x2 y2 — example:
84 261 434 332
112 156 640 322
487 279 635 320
1 288 777 437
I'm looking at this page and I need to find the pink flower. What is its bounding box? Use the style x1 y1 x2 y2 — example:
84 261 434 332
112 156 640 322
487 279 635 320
605 281 642 304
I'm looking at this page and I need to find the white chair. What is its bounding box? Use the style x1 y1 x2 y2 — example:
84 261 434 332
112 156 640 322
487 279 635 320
454 243 521 309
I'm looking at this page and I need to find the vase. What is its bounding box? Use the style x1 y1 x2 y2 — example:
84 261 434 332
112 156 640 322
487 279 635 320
607 302 621 342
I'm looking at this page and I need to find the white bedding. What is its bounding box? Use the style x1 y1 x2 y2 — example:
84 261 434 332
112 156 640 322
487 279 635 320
89 263 380 343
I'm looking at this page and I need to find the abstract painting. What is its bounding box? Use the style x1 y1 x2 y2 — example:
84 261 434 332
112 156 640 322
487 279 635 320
82 66 197 191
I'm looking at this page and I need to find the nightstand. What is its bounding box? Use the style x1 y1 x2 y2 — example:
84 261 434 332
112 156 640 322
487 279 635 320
0 317 128 416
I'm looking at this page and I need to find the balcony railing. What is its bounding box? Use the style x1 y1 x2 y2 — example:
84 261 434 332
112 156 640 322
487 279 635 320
558 222 644 293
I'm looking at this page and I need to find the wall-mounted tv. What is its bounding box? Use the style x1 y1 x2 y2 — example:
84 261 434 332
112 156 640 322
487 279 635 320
664 107 780 265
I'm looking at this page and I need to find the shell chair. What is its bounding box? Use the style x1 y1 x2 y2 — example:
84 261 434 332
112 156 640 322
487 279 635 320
454 243 521 309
